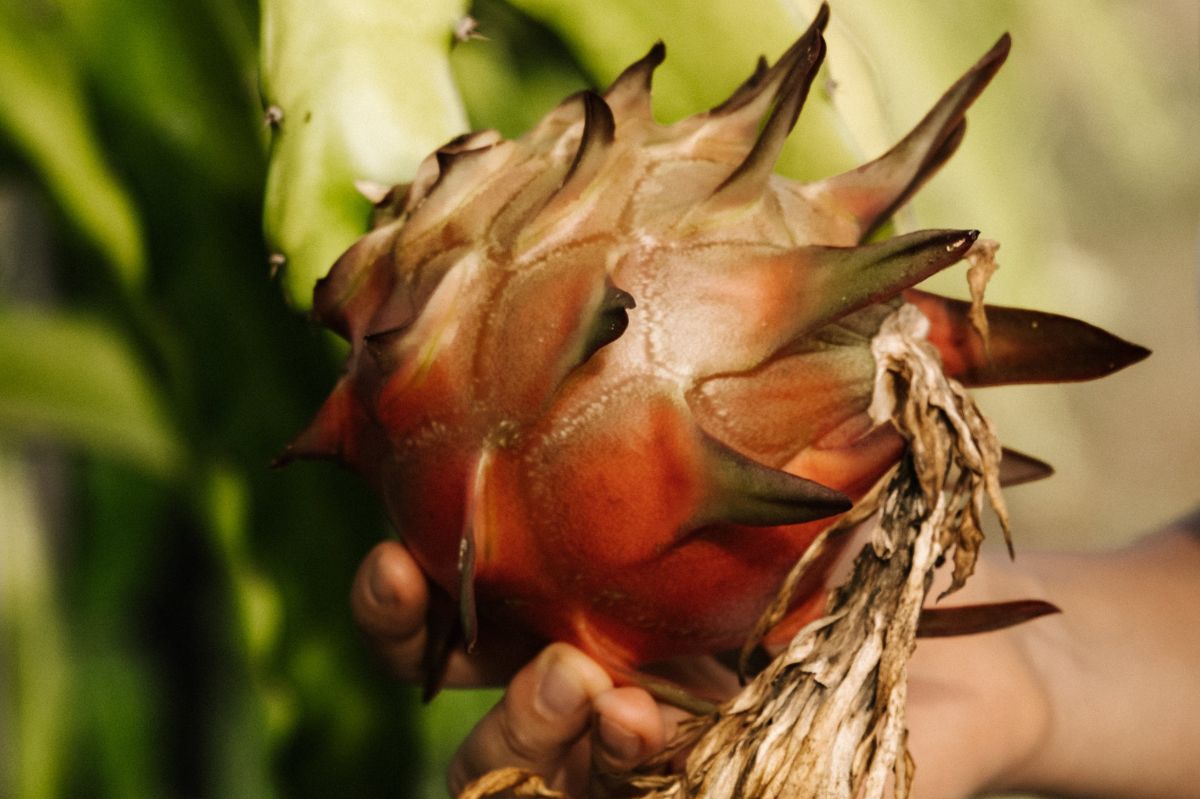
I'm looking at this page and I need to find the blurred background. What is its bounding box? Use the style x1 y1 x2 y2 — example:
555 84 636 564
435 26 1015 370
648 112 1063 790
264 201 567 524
0 1 1196 797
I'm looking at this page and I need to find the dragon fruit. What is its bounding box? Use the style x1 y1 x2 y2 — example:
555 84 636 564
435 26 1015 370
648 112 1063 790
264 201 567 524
280 6 1146 692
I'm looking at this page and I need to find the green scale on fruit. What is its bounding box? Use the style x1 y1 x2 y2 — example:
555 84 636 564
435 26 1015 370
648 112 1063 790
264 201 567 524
280 5 1147 699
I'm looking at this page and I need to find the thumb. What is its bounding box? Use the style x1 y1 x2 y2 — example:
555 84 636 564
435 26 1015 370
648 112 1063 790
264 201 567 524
448 643 612 796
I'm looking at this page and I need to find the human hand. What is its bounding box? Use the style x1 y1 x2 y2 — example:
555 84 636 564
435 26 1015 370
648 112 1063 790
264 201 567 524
351 540 700 796
351 538 1048 797
353 515 1200 799
425 555 1052 799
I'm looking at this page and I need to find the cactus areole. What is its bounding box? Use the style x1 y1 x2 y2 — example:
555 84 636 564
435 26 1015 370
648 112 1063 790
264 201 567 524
280 6 1147 693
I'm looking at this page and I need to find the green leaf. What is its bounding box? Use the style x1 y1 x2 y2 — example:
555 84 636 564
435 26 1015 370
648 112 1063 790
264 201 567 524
55 0 261 194
204 464 285 668
0 309 181 477
261 0 472 307
78 651 167 799
0 4 147 289
0 449 72 799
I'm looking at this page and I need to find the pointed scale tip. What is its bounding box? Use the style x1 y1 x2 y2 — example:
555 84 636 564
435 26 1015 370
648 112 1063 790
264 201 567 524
271 378 359 468
917 599 1060 638
704 31 828 210
987 32 1014 66
999 447 1055 487
821 32 1011 239
706 3 828 119
614 39 666 80
638 40 667 70
813 1 831 32
908 290 1151 386
270 428 334 470
604 41 666 121
695 432 851 528
808 228 978 329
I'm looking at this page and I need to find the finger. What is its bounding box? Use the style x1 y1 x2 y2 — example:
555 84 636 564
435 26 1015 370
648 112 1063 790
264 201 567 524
448 643 613 796
351 540 541 687
592 687 666 774
350 540 430 682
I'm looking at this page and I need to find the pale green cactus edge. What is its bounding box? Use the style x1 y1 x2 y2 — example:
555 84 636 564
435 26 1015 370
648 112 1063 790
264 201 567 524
260 0 471 309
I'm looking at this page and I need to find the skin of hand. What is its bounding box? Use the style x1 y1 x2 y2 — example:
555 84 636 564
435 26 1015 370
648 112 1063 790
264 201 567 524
351 540 695 797
351 509 1200 799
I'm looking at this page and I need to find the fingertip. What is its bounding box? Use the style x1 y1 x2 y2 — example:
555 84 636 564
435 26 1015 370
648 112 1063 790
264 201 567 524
351 540 428 639
593 687 665 771
530 643 613 721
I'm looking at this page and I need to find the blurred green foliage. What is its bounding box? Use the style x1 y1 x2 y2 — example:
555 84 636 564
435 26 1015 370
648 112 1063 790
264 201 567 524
0 1 845 792
1 0 1196 797
0 0 432 793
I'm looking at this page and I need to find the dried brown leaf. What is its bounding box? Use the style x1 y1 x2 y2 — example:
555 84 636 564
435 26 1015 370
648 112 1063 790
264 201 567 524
965 238 1000 351
460 768 570 799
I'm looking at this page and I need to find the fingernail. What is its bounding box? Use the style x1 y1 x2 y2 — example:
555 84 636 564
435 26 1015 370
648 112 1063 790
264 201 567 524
597 715 642 763
535 653 588 718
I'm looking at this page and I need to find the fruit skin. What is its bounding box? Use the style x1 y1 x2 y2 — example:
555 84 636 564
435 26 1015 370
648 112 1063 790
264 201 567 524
281 5 1147 686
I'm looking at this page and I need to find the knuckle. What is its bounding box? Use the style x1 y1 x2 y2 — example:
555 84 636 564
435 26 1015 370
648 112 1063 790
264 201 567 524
498 699 561 765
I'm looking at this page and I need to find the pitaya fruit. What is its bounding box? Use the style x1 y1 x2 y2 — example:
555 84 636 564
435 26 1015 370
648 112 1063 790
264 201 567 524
280 6 1146 694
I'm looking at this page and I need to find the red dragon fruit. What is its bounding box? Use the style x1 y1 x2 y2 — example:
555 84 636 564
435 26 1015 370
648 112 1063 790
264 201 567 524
280 6 1146 692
